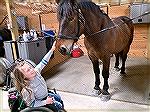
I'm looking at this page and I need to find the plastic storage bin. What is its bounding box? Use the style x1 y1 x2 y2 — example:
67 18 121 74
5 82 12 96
4 39 47 64
17 39 47 64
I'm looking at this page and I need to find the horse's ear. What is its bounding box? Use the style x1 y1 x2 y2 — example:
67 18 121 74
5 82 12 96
55 0 60 4
70 0 76 2
55 0 76 4
70 0 77 5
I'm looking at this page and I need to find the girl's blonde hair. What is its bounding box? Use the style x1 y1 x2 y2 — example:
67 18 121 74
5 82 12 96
12 64 27 93
12 61 32 101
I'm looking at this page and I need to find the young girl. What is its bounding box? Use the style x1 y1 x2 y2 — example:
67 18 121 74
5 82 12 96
11 41 62 111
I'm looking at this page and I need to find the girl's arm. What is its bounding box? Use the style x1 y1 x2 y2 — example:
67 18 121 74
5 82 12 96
30 99 47 107
22 88 52 107
35 41 56 73
21 88 46 107
30 96 53 107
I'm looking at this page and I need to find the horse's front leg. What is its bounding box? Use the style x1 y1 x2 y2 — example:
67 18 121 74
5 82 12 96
100 56 111 101
89 56 101 96
93 60 101 90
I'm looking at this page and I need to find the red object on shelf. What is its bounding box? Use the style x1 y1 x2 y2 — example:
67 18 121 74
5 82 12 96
71 48 84 58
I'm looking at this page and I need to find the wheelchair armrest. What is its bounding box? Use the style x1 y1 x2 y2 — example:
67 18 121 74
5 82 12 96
20 107 54 112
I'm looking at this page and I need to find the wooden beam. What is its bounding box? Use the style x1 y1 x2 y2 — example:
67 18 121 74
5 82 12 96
148 24 150 59
5 0 19 60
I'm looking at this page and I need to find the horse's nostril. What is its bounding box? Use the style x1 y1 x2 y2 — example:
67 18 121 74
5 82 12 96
59 47 67 55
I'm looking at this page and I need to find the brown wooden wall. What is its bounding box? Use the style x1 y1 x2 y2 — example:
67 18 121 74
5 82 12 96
14 4 58 32
0 0 8 28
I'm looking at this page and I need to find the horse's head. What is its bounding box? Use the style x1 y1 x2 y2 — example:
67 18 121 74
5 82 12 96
55 0 84 55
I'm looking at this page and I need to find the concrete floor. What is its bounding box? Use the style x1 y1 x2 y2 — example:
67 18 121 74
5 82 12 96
45 55 150 105
0 55 150 112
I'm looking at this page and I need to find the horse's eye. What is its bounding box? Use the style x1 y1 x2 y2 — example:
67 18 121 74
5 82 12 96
68 17 74 22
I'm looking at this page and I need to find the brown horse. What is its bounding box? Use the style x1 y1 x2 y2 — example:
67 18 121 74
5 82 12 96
55 0 134 100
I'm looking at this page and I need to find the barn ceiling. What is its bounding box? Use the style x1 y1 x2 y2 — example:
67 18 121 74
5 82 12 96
1 0 150 15
12 0 150 14
12 0 150 4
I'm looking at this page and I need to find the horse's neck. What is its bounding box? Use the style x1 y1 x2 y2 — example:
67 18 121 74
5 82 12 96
77 0 91 2
99 12 113 29
82 10 112 36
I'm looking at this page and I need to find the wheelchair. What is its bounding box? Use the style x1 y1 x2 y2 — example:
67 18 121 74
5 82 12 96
20 107 54 112
0 57 12 90
0 58 65 112
8 87 65 112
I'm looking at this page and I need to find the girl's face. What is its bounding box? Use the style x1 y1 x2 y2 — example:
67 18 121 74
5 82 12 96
18 63 36 80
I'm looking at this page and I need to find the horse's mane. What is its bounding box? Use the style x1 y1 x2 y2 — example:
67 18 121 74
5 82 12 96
79 1 108 17
79 2 99 12
57 0 78 20
57 0 108 20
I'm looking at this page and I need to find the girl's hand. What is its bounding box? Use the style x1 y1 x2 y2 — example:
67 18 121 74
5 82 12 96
51 41 56 51
46 96 54 104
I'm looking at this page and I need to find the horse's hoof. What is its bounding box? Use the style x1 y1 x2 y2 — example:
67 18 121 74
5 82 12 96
99 93 111 101
114 67 120 71
120 72 127 77
99 90 111 101
91 89 101 96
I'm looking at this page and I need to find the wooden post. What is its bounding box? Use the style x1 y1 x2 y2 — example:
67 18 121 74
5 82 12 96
5 0 19 60
39 14 42 31
147 24 150 105
148 24 150 60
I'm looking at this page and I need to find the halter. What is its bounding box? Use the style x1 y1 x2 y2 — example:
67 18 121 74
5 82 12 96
58 8 82 40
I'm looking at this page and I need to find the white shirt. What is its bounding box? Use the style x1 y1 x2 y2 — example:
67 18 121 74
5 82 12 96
22 49 54 107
